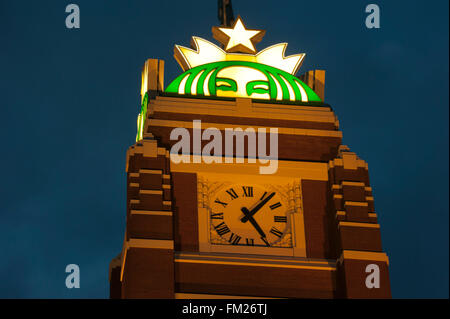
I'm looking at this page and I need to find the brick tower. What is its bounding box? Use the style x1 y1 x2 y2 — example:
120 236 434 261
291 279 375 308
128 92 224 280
109 17 391 299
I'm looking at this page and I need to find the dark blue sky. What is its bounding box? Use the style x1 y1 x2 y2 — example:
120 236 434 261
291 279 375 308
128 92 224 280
0 0 448 298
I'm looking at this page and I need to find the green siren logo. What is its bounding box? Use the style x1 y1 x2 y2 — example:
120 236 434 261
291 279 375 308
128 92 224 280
136 17 323 142
166 60 319 102
166 17 321 103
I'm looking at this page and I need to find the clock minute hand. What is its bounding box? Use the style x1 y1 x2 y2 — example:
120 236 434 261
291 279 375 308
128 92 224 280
240 192 275 223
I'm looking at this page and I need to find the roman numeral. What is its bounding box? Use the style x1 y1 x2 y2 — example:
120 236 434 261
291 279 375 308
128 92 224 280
270 202 282 210
211 212 224 220
214 222 231 236
274 216 287 223
242 186 253 197
246 238 254 246
214 199 228 208
270 227 283 238
260 236 270 247
228 233 242 245
226 188 239 200
260 191 268 201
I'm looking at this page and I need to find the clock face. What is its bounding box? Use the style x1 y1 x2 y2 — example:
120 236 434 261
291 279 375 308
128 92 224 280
209 184 292 247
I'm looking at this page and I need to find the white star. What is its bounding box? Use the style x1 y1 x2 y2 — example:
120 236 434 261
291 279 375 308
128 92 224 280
216 17 264 54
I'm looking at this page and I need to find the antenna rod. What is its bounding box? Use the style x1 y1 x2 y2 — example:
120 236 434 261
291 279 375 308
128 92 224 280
218 0 235 27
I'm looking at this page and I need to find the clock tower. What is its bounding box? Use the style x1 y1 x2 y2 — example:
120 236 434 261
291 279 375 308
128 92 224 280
109 17 391 299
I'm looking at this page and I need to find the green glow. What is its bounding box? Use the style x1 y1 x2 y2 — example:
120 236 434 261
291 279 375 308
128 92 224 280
136 92 148 142
165 61 321 102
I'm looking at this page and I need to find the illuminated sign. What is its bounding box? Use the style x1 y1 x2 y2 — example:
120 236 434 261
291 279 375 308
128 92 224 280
166 17 321 103
137 17 323 141
136 91 148 142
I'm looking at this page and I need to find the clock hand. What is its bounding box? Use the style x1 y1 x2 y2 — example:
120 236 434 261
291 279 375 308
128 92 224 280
241 207 267 239
240 192 275 223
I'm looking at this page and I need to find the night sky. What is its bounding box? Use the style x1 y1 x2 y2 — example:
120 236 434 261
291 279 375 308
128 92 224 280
0 0 448 298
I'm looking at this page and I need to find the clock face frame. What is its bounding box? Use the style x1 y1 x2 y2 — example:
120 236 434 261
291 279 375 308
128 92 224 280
209 184 293 248
196 172 307 257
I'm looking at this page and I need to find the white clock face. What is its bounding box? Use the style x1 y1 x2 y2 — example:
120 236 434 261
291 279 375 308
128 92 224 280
209 184 292 247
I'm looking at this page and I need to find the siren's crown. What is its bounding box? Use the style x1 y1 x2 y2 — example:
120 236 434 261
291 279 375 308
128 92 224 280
174 17 306 75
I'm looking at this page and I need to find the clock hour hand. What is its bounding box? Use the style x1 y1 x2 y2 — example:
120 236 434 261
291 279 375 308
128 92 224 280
240 192 275 223
241 207 267 239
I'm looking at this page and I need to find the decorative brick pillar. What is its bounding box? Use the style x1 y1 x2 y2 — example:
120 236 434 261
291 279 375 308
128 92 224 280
109 58 175 298
329 146 391 298
115 138 175 298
